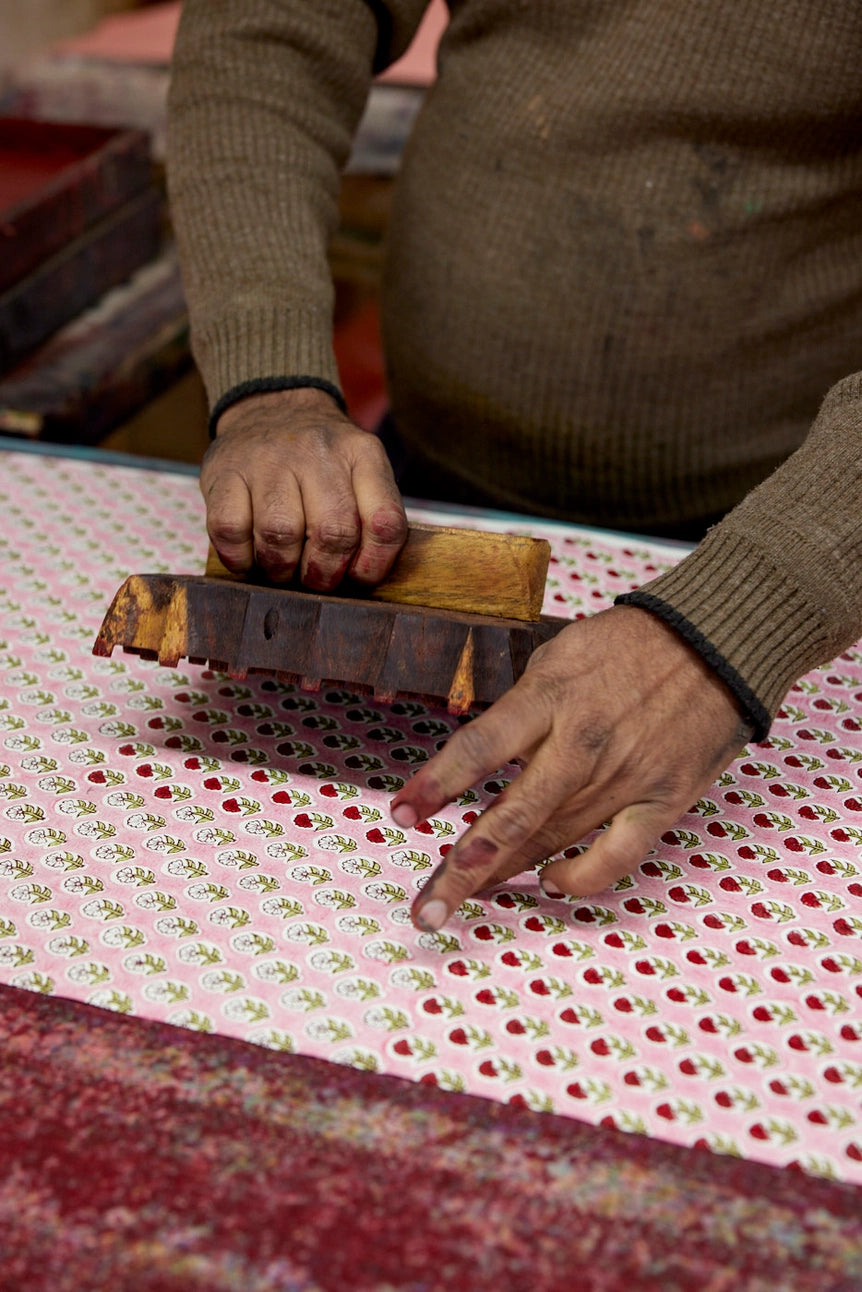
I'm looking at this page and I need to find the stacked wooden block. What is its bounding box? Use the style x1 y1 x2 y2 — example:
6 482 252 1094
0 117 162 369
0 116 193 445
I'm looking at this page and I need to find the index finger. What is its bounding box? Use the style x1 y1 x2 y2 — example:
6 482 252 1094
391 684 550 829
203 471 256 574
408 744 575 932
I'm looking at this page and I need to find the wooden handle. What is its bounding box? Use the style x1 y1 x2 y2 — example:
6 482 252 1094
205 524 550 622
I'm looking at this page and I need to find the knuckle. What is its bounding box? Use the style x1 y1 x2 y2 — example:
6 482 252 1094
451 721 498 769
209 519 251 548
368 504 408 546
309 517 361 555
448 835 499 876
256 517 304 550
483 799 535 850
575 723 612 754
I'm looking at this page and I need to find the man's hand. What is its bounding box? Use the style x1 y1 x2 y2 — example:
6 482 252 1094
389 605 753 932
200 387 408 590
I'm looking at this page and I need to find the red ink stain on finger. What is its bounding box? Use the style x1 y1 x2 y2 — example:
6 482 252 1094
303 561 326 585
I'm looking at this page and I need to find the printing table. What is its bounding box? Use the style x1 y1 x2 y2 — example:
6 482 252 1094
0 441 859 1289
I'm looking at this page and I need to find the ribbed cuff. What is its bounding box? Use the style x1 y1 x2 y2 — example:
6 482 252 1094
614 524 834 738
193 306 342 415
209 377 347 439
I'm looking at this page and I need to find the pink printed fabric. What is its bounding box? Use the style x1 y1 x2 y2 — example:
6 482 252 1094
0 448 860 1183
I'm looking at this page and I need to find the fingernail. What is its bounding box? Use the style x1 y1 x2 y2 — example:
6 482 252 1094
391 802 418 828
540 875 564 898
415 898 448 932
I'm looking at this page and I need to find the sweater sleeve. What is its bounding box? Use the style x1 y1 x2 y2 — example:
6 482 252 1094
166 0 430 420
616 372 862 739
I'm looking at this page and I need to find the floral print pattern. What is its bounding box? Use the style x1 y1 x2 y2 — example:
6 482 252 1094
0 448 860 1182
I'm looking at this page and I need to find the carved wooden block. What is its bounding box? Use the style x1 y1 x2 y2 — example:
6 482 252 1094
93 574 569 714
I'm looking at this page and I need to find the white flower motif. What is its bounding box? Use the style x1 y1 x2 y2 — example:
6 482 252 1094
238 873 280 892
4 735 37 752
362 1005 402 1030
200 969 245 993
252 958 298 984
10 883 48 904
167 1009 214 1031
67 748 103 765
105 791 144 809
362 939 411 963
75 820 114 840
185 882 215 901
143 980 189 1004
308 949 355 974
331 1048 379 1071
222 996 270 1022
64 683 98 701
248 1028 294 1052
259 896 302 919
336 914 379 936
333 976 377 1001
101 926 147 948
0 945 30 966
5 804 44 823
265 841 307 861
176 941 222 965
216 848 257 869
164 859 208 879
194 828 225 846
283 922 327 944
303 1017 350 1042
92 844 133 863
37 776 67 794
66 962 109 984
87 988 131 1012
113 866 154 886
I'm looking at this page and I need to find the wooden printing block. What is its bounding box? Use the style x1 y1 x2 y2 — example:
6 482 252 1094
93 527 571 713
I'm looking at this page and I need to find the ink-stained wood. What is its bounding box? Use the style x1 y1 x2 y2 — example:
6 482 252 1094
0 118 152 294
205 524 552 622
93 574 569 715
0 187 163 374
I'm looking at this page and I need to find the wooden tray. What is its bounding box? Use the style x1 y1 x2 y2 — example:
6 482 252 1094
0 186 163 374
0 245 188 442
0 117 152 294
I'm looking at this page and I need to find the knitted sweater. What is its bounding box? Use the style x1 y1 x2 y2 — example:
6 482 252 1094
166 0 862 738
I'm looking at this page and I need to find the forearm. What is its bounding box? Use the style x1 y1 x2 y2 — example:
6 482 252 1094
618 371 862 736
166 0 428 411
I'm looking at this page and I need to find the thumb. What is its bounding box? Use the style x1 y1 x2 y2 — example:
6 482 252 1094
541 801 670 898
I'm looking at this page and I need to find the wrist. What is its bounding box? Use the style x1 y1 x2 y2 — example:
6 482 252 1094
209 376 346 438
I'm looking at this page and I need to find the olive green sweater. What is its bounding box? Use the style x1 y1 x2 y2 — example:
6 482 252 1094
166 0 862 738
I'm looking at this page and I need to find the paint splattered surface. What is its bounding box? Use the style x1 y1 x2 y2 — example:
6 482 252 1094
0 447 860 1182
